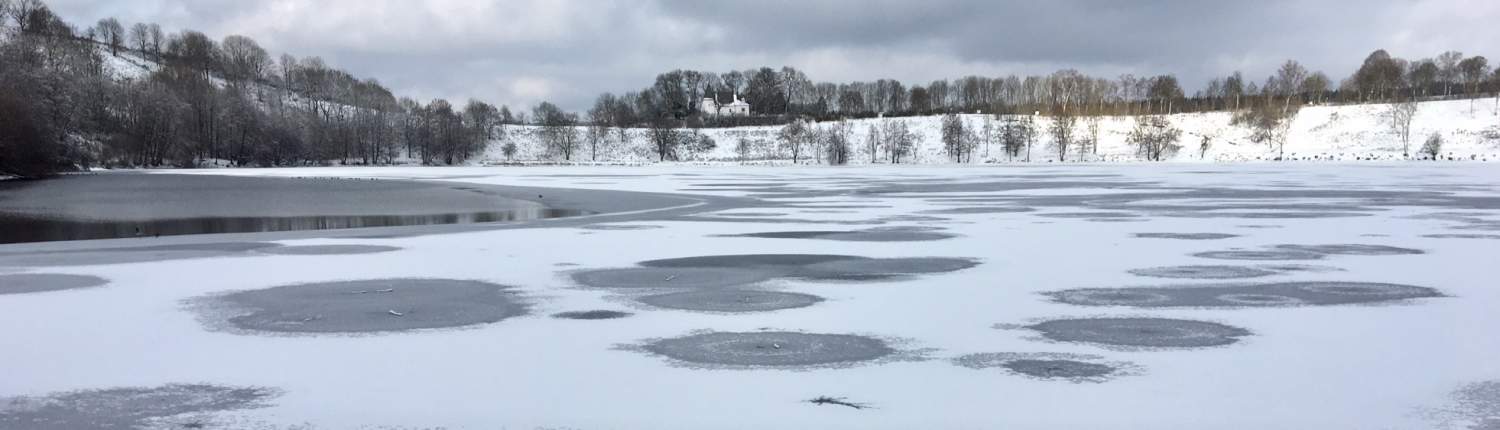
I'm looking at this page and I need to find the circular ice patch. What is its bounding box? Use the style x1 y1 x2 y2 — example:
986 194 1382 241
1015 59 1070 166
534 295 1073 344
1039 212 1140 219
1128 265 1279 279
1214 293 1308 306
0 274 108 295
1134 233 1240 240
1293 282 1437 297
0 384 277 430
797 257 978 280
207 279 528 334
580 224 665 231
258 245 400 256
1193 250 1326 261
552 310 632 320
642 331 895 367
637 290 823 313
571 267 775 289
0 242 281 267
1274 244 1425 256
730 230 957 242
920 207 1035 215
1424 234 1500 240
1002 359 1117 379
639 254 860 269
1050 289 1174 306
1028 318 1251 348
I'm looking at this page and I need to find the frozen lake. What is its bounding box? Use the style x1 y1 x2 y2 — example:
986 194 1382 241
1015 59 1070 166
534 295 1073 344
1 164 1498 429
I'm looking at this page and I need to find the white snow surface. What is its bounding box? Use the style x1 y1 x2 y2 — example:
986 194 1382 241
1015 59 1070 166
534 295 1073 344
3 164 1499 429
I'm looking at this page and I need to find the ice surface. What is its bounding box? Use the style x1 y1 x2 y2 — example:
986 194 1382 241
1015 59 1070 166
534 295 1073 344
2 164 1497 429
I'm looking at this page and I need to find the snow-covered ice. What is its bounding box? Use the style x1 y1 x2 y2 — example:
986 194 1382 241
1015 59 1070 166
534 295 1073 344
2 163 1499 429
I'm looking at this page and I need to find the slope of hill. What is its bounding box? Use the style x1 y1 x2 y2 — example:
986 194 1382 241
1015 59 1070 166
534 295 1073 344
481 98 1500 165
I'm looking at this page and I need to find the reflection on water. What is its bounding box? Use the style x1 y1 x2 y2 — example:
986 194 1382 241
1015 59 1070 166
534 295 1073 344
0 209 586 244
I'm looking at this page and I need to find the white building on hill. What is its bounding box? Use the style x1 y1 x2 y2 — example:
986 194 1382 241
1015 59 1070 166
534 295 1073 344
701 92 751 116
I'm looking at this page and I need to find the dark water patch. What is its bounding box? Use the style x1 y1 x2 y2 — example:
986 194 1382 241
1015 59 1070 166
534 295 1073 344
1453 223 1500 232
1026 318 1251 349
1134 233 1240 240
0 274 109 295
1237 225 1285 229
720 230 956 242
1087 217 1149 223
0 384 277 430
571 267 776 289
876 215 953 223
552 310 632 320
202 279 528 334
1048 282 1441 308
1038 212 1140 219
637 290 823 313
0 242 283 267
689 183 790 188
711 212 791 217
1425 234 1500 240
918 207 1035 215
257 245 400 256
797 257 979 281
641 254 861 269
952 352 1136 383
781 204 893 210
1425 381 1500 430
0 174 589 244
675 216 888 226
639 331 895 368
1003 359 1117 379
579 224 665 231
1128 265 1280 279
1274 244 1425 256
1193 249 1326 261
1158 211 1374 219
1258 264 1346 273
618 254 977 284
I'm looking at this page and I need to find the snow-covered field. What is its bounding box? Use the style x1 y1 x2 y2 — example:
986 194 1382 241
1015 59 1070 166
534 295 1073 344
3 164 1499 429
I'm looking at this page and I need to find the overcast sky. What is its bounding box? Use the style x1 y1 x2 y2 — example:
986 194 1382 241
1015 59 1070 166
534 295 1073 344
46 0 1500 111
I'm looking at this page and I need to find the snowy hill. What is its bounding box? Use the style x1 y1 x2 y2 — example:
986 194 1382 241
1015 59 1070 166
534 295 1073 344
482 99 1500 165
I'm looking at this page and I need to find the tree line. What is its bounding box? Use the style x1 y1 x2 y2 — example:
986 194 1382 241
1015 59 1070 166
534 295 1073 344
578 51 1496 127
0 0 518 177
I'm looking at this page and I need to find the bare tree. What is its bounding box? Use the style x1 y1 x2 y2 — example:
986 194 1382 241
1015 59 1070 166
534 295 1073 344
941 113 966 162
1459 56 1490 112
778 118 813 163
532 102 579 160
646 115 679 161
586 95 614 161
128 22 150 52
221 35 270 84
96 17 125 56
1048 112 1076 162
881 119 918 164
1437 51 1464 97
1128 115 1182 161
823 120 853 165
1387 98 1419 156
864 123 882 163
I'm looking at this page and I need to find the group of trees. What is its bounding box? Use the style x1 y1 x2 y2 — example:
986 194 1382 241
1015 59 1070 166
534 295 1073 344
1 0 510 177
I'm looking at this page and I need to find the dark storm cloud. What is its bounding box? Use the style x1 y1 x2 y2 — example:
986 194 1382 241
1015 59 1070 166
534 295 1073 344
43 0 1500 111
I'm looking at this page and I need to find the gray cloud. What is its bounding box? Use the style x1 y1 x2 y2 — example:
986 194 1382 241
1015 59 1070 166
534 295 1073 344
46 0 1500 111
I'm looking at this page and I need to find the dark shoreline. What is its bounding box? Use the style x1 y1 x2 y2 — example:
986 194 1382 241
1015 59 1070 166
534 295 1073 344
0 172 754 253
